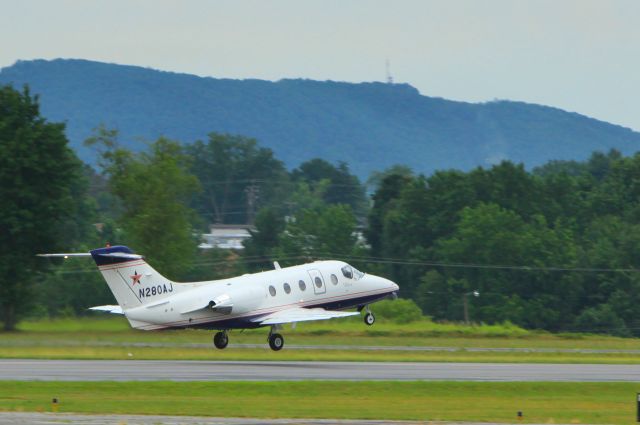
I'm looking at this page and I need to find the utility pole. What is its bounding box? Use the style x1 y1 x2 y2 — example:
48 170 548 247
244 181 259 225
462 290 480 324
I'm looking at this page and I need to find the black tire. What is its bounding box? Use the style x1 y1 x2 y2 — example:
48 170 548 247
364 312 375 326
268 333 284 351
213 331 229 349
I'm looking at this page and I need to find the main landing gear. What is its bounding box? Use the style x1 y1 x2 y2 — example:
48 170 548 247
213 331 229 349
213 328 284 351
268 327 284 351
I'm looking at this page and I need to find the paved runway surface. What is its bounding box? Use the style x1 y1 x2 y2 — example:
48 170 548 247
1 359 639 381
0 412 449 425
0 412 425 425
0 413 576 425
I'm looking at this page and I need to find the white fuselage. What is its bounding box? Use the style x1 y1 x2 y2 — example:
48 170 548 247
122 260 399 330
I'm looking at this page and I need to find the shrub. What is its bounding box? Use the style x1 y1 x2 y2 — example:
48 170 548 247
373 298 424 323
573 304 630 337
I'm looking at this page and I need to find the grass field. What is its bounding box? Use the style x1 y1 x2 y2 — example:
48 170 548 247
3 319 639 423
3 316 640 362
1 381 637 423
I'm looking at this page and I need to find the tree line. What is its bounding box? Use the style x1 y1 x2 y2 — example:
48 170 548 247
2 84 640 337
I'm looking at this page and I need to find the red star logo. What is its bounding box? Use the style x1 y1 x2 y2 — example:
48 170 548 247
131 271 142 286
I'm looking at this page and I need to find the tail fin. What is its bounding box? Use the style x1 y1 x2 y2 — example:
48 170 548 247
89 245 177 311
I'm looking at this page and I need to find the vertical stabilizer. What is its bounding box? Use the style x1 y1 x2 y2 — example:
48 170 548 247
90 246 177 311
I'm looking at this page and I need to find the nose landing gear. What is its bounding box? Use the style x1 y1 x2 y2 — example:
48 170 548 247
363 305 375 326
213 331 229 349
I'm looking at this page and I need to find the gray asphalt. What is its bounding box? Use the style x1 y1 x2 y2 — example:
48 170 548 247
0 412 424 425
1 359 639 381
1 412 549 425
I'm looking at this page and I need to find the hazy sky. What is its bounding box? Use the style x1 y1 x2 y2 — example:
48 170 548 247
2 0 639 130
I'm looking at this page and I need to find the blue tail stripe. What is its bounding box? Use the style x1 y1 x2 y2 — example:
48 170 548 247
90 245 138 266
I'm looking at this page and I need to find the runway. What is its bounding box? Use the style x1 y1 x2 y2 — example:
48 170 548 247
0 412 423 425
1 359 639 381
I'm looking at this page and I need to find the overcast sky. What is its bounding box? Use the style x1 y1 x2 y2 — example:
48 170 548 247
2 0 639 130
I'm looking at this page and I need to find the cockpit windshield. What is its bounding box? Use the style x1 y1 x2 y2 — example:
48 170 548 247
341 265 353 279
341 264 365 281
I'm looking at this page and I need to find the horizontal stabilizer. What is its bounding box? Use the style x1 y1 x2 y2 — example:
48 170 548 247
38 252 142 260
99 252 143 259
89 305 124 314
37 253 92 258
252 307 359 325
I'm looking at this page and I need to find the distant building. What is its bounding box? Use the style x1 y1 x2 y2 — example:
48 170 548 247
199 224 255 250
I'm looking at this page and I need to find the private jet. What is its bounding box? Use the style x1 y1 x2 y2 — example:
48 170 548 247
39 245 399 351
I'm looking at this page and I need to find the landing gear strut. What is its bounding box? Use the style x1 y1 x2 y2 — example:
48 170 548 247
213 331 229 349
268 326 284 351
364 305 375 326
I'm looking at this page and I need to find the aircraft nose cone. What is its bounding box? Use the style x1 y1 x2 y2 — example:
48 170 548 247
384 277 399 291
370 275 399 294
382 277 399 293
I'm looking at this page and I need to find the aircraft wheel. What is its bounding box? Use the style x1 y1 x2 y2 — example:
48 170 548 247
213 331 229 349
364 312 375 326
268 333 284 351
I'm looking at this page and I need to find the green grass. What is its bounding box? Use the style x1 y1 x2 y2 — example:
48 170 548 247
4 345 640 363
4 316 640 363
16 315 533 337
0 381 637 423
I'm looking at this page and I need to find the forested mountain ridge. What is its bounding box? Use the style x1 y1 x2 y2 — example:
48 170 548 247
1 58 639 177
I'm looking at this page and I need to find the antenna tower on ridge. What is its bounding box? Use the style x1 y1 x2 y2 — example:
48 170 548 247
385 59 394 84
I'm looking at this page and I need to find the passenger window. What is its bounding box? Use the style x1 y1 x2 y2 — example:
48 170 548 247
298 280 306 291
283 282 291 294
269 285 276 296
314 276 323 288
331 274 338 285
341 265 353 279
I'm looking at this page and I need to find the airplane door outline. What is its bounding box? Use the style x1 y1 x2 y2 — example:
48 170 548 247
308 269 326 295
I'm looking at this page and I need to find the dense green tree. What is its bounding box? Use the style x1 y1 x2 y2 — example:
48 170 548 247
415 270 452 318
187 133 289 225
292 159 367 217
182 248 247 282
366 164 414 192
0 85 86 330
285 180 331 215
87 131 201 279
427 203 580 329
366 173 413 257
32 258 113 318
470 161 541 220
276 205 361 264
573 304 629 337
532 159 587 178
586 150 623 181
242 207 286 272
575 216 640 335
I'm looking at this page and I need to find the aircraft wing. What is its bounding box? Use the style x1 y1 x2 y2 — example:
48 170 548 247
89 305 124 314
252 307 359 325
